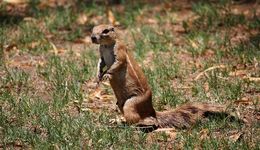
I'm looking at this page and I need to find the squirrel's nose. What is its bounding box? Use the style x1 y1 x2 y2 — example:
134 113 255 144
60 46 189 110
91 36 97 43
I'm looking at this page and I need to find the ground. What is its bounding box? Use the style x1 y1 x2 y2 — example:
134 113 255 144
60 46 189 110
0 0 259 149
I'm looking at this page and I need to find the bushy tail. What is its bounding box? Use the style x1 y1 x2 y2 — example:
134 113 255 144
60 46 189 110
156 102 226 128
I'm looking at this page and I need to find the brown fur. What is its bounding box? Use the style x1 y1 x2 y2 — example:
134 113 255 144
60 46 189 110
156 102 225 128
91 25 226 128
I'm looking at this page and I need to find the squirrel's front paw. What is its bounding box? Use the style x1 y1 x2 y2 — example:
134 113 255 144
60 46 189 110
97 74 103 82
102 73 112 81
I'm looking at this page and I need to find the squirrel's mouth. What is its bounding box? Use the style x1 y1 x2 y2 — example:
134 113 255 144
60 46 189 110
91 35 100 44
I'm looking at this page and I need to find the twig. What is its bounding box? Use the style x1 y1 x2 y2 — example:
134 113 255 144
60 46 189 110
154 128 176 132
49 42 58 55
194 65 226 81
244 77 260 82
173 86 192 89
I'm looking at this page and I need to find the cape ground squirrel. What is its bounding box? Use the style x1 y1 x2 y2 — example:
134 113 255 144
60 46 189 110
91 24 226 129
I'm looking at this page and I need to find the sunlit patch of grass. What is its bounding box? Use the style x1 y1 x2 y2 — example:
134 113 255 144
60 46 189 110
192 1 219 28
207 72 243 101
191 1 246 30
132 25 173 60
37 51 97 109
228 34 260 64
0 50 149 148
178 114 250 149
0 19 51 54
248 14 260 29
45 8 76 32
210 33 230 62
185 31 210 56
223 13 246 27
145 54 185 108
18 22 51 53
191 68 243 103
43 8 84 41
0 29 5 65
114 3 143 27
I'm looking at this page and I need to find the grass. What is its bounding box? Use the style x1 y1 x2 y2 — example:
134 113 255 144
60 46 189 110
0 0 260 149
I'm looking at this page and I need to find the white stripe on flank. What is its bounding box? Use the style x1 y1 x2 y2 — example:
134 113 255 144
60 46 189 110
125 53 144 91
97 58 102 76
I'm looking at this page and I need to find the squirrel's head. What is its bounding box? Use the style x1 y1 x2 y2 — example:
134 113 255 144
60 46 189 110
91 24 117 45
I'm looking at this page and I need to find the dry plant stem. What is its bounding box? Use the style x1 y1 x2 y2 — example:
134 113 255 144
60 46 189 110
195 65 226 81
245 77 260 82
154 128 176 132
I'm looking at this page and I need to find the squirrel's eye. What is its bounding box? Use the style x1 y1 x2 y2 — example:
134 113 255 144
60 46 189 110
102 29 110 34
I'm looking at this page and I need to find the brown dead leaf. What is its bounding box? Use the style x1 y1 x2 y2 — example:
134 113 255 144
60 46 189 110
50 42 65 55
29 41 40 49
153 128 177 141
173 24 185 33
88 139 92 147
212 130 243 143
165 130 177 140
102 81 110 86
189 39 199 49
4 44 17 52
109 116 125 125
107 9 119 25
199 128 209 140
234 97 253 105
76 13 88 25
256 111 260 120
89 15 103 25
228 131 243 142
147 18 157 24
89 88 102 100
163 2 173 10
101 95 114 101
245 77 260 82
3 0 28 4
143 51 154 68
38 0 71 8
82 80 97 91
204 49 215 57
88 87 114 102
74 36 92 44
229 70 247 77
203 82 209 92
7 58 31 69
0 142 24 149
23 17 37 22
115 5 125 13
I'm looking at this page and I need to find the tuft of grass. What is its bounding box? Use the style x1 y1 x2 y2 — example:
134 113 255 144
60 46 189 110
228 34 260 64
192 1 219 28
145 54 185 108
185 31 210 56
191 1 246 30
115 3 143 27
18 22 51 53
248 9 260 29
132 25 173 60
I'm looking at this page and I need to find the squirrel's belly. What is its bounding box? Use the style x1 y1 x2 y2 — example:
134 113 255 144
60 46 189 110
101 48 115 68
